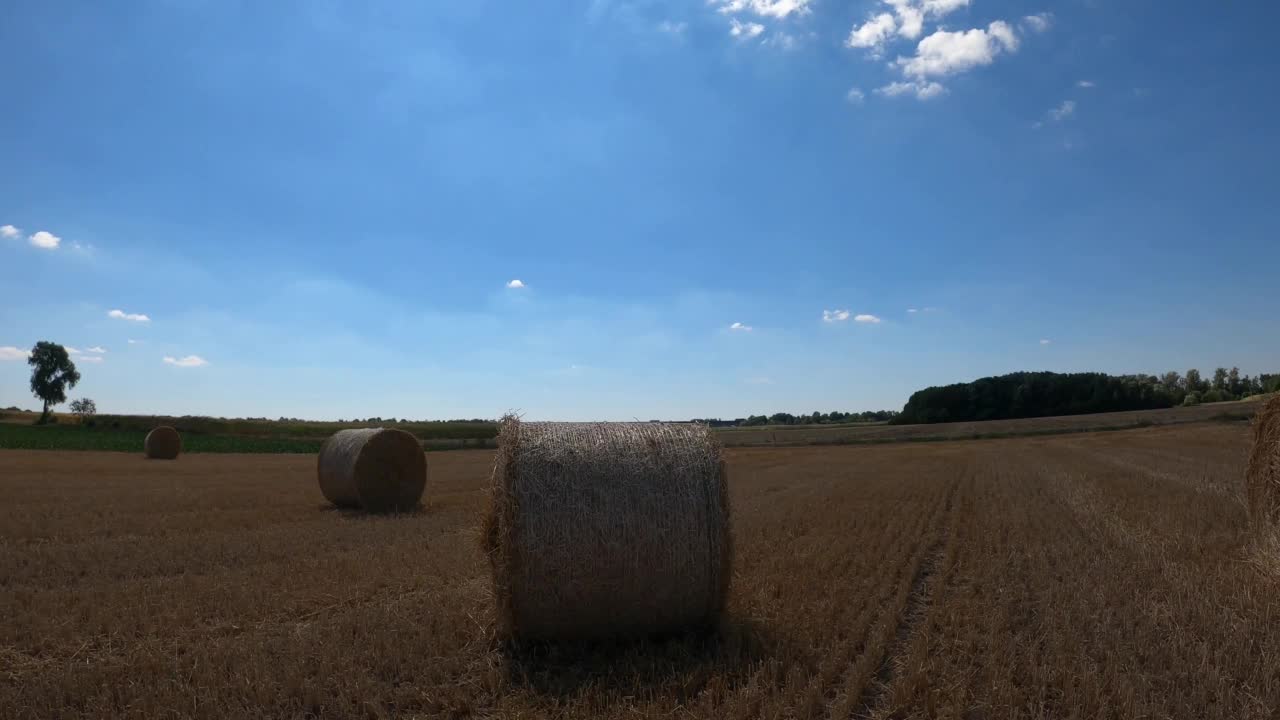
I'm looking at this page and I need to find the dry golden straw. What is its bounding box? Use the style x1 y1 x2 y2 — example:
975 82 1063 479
1247 395 1280 532
484 418 731 641
143 426 182 460
317 428 426 513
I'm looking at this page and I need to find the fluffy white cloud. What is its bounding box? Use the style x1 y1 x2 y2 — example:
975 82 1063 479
846 12 897 50
823 309 851 323
0 346 29 360
1048 99 1076 121
898 21 1019 79
0 225 19 239
1077 80 1095 88
729 322 753 332
86 346 106 354
713 0 812 19
505 279 526 289
108 309 151 323
855 314 882 324
1022 12 1052 33
28 231 61 250
730 18 765 38
846 87 866 104
164 355 209 368
1040 339 1051 345
876 80 946 99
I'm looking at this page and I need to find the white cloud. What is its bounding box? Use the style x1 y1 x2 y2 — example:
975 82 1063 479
65 346 82 355
0 346 29 361
876 80 946 99
1040 339 1051 345
854 314 882 324
846 87 866 104
907 308 919 313
86 346 106 354
1047 99 1076 121
163 355 209 368
658 20 687 35
1022 12 1052 33
846 12 897 51
897 21 1019 79
713 0 812 20
729 18 765 38
505 279 526 289
823 309 851 323
1077 80 1095 88
127 339 141 344
78 355 104 364
28 230 61 250
0 225 19 239
108 309 151 323
729 322 753 332
764 31 800 49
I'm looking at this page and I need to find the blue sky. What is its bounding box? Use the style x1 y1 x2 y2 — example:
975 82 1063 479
1 0 1277 421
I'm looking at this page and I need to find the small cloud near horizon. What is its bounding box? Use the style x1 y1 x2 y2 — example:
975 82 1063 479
0 346 29 360
108 309 151 323
854 314 882 324
164 355 209 368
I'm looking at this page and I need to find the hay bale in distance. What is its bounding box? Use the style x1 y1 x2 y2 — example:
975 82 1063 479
1247 395 1280 532
484 418 731 641
144 426 182 460
317 428 426 513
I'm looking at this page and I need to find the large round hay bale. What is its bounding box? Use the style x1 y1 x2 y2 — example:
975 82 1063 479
144 426 182 459
317 428 426 513
484 418 731 641
1247 396 1280 532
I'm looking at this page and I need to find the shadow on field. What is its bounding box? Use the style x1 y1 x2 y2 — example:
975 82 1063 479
316 504 430 518
503 616 775 700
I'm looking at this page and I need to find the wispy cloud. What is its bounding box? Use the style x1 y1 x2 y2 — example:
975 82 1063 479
729 18 765 38
127 339 142 345
77 355 104 364
657 20 688 35
28 230 61 250
505 279 526 289
0 225 19 239
1021 13 1052 33
823 309 851 323
876 80 946 100
86 346 106 354
0 346 29 361
163 355 209 368
108 309 151 323
729 322 753 332
854 314 882 324
712 0 813 20
1040 339 1051 345
1077 80 1096 88
846 87 866 104
907 308 919 313
1047 99 1076 121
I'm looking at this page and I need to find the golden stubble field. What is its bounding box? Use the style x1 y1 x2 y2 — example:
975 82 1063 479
2 422 1276 719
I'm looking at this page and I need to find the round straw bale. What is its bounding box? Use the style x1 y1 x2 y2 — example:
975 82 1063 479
1247 395 1280 532
144 426 182 459
317 428 426 513
483 418 731 641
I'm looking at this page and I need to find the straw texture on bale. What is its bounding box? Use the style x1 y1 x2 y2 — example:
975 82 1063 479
317 428 426 513
144 426 182 460
484 418 731 641
1247 396 1280 532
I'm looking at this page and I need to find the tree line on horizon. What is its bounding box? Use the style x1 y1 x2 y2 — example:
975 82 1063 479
893 368 1280 425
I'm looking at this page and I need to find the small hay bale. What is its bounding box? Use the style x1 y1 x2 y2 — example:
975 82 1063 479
1247 395 1280 532
484 418 731 641
144 426 182 460
317 428 426 513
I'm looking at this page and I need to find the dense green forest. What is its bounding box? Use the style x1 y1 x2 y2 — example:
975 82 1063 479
894 368 1280 425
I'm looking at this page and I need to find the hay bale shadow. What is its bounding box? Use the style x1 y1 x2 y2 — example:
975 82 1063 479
316 504 428 519
503 616 775 701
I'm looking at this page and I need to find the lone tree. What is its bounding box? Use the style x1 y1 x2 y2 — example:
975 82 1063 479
69 398 97 419
28 342 80 424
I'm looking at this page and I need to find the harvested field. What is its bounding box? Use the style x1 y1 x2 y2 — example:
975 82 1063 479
1 422 1276 719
